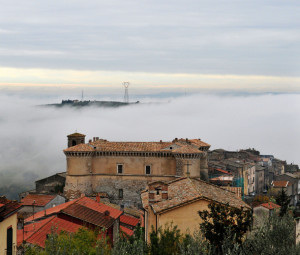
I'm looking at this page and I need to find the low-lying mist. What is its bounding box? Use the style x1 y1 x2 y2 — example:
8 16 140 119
0 92 299 199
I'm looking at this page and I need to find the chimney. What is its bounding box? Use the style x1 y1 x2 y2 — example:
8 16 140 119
160 140 162 143
161 184 168 200
89 139 92 143
96 193 100 203
104 210 110 219
93 137 96 142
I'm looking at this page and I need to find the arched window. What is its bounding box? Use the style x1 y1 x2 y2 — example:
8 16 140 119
72 140 77 146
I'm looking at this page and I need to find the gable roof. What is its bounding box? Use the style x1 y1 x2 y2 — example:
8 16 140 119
21 194 56 207
61 203 115 228
271 180 289 188
142 178 250 214
25 196 122 224
20 216 83 248
0 196 21 221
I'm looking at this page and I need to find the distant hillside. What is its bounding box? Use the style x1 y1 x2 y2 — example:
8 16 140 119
43 100 140 108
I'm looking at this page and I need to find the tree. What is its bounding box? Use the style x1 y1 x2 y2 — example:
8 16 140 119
149 223 182 255
198 202 252 254
244 213 300 255
275 188 291 216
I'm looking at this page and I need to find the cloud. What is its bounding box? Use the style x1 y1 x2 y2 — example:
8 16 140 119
0 91 299 199
1 67 300 93
0 0 299 79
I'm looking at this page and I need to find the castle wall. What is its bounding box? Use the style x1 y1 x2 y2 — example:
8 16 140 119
65 154 205 205
64 175 93 199
91 156 177 176
67 157 92 175
92 175 175 208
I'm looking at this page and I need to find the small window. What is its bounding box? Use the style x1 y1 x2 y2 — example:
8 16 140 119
145 165 151 175
72 140 77 146
117 164 123 174
119 189 123 199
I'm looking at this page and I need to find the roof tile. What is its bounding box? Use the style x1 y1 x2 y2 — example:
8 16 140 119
21 194 56 207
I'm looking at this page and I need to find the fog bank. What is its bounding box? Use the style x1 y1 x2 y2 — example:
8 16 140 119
0 93 299 199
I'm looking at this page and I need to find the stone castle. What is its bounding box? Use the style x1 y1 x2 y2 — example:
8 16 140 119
63 133 210 207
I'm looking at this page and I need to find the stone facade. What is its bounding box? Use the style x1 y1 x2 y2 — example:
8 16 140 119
63 134 210 208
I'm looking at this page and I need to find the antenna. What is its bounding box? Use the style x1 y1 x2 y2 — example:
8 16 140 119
123 82 130 103
81 90 84 101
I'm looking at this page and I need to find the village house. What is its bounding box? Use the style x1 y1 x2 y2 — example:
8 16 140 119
273 173 300 206
255 165 265 194
19 193 66 218
63 133 210 208
18 196 125 247
141 177 250 242
253 202 281 227
0 196 21 255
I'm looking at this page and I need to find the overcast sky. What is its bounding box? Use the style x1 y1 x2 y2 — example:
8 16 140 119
0 0 299 92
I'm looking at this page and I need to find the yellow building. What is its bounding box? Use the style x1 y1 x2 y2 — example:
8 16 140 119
141 178 250 242
0 197 21 255
63 133 210 207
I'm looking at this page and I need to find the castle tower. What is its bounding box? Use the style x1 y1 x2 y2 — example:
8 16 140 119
67 132 86 148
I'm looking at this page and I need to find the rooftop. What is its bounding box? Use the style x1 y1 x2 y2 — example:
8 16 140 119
142 178 250 214
19 216 83 248
0 196 21 221
25 196 122 223
64 138 210 155
259 202 281 210
271 180 289 188
21 194 56 207
120 214 140 227
67 132 86 137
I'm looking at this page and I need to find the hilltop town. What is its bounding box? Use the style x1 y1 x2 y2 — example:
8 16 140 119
1 132 300 253
43 99 140 108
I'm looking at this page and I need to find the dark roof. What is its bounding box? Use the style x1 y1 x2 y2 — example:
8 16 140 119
62 203 115 228
0 196 22 221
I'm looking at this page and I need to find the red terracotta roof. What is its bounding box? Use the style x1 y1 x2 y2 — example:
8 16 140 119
21 194 56 207
214 168 232 175
272 180 289 188
64 138 210 154
120 215 139 227
120 225 134 237
259 202 281 210
25 216 83 248
0 196 21 221
17 217 53 245
25 197 122 223
25 199 79 223
76 197 122 219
